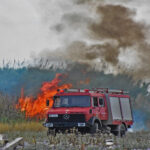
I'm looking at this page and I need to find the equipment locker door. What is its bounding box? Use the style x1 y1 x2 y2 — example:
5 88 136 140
109 97 122 121
120 97 132 121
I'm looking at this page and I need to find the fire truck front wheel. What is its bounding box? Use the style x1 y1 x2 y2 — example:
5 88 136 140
90 122 100 134
47 128 56 136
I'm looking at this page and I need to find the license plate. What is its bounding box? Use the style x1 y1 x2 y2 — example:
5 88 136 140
49 114 58 117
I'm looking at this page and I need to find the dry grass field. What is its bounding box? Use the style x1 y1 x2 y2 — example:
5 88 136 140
0 122 46 133
1 127 150 150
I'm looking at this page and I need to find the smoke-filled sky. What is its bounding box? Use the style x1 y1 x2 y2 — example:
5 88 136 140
0 0 149 60
0 0 49 60
1 0 150 80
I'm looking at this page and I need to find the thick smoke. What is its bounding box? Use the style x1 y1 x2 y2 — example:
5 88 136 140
90 5 145 47
89 4 150 81
37 1 150 82
64 4 150 81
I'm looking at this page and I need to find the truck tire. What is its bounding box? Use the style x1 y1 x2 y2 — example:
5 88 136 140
116 124 126 137
90 122 99 134
47 128 56 136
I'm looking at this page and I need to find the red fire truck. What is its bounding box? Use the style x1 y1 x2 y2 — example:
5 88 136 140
44 88 133 136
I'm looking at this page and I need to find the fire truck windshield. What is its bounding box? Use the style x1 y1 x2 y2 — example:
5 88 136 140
53 95 90 107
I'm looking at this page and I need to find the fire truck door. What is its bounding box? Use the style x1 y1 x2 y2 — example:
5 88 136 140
92 97 99 117
99 97 108 120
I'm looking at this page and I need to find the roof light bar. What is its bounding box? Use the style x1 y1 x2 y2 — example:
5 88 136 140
66 89 79 92
57 88 128 94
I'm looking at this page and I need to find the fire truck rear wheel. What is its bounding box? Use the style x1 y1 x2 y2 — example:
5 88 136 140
90 122 99 134
116 124 126 137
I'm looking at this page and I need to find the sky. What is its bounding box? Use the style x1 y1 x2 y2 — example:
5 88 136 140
0 0 50 61
0 0 150 62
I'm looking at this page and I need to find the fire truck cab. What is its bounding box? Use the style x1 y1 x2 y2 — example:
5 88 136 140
44 88 133 136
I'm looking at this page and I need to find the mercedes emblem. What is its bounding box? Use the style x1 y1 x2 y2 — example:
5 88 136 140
63 114 70 120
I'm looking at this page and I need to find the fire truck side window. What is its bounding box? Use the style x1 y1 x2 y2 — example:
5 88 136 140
99 98 104 107
93 97 98 107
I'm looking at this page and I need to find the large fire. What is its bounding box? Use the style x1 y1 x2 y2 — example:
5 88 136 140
16 74 72 119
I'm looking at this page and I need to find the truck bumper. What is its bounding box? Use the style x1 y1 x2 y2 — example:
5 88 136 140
43 122 87 128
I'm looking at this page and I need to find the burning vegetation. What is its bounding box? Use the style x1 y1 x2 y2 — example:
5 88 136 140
16 74 72 119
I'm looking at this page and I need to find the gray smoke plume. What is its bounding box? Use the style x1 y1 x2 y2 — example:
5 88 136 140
36 0 150 82
89 4 150 81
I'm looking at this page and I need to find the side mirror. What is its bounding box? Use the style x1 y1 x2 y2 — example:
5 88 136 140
46 99 49 106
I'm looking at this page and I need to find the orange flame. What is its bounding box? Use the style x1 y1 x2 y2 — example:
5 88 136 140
16 74 72 119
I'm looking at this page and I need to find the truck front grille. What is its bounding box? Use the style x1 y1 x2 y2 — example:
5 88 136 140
48 114 85 122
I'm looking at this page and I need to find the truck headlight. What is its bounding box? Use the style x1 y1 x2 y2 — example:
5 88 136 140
49 114 58 117
45 123 53 127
